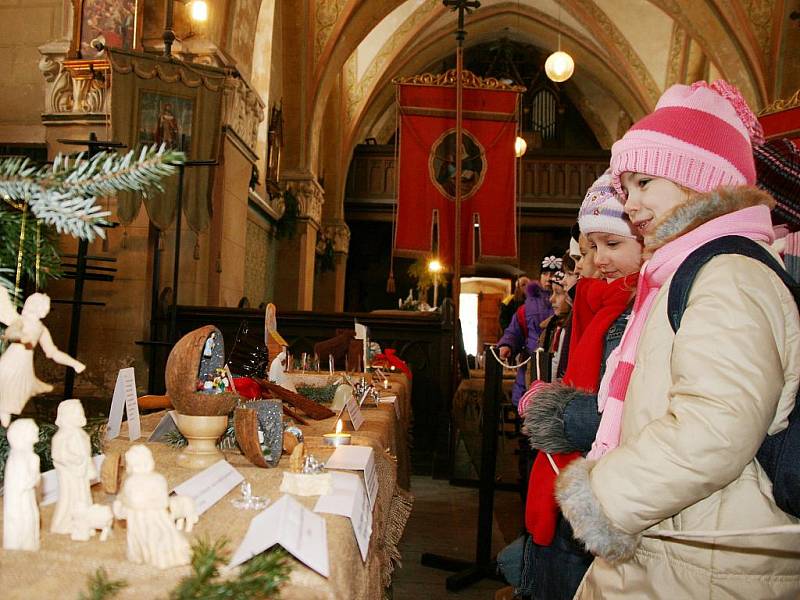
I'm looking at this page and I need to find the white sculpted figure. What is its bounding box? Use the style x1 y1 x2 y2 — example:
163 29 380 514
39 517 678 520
51 399 96 534
168 495 198 532
268 350 297 392
0 288 86 428
3 419 41 551
113 445 191 569
71 503 114 542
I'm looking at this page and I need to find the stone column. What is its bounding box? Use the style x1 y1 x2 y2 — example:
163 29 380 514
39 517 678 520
274 175 324 310
314 220 350 312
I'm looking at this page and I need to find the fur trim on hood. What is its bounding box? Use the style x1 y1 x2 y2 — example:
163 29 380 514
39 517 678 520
645 185 775 256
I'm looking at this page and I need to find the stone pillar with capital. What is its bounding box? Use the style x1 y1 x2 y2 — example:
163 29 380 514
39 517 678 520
273 175 324 310
314 220 350 312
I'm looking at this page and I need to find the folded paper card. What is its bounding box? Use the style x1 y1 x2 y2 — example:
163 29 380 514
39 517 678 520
344 394 364 431
229 494 329 577
148 410 179 442
378 394 400 420
172 460 244 515
106 367 140 441
324 445 378 508
314 471 373 561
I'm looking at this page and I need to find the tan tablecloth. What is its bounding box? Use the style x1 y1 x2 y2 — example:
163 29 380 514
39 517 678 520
286 372 412 490
0 374 413 600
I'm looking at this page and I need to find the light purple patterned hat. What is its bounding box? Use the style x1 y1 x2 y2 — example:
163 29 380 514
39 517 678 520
578 170 637 238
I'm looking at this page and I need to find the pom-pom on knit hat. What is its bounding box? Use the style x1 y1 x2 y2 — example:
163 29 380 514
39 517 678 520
610 80 764 196
578 170 637 238
541 254 563 272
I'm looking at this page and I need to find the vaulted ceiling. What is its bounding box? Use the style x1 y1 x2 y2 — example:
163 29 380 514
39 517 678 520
231 0 798 202
300 0 796 162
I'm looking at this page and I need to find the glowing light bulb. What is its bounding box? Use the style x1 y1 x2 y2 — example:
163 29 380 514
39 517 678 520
545 50 575 82
428 259 443 273
514 136 527 158
189 0 209 22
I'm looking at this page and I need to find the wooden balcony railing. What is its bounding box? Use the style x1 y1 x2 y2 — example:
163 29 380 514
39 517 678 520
345 145 610 211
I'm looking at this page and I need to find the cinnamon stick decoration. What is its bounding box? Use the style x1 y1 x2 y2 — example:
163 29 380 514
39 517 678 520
255 378 335 420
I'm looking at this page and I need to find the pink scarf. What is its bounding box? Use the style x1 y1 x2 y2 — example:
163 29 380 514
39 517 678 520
588 204 775 459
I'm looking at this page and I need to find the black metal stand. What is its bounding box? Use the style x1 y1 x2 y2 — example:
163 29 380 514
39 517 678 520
421 344 504 591
55 134 124 398
136 158 216 393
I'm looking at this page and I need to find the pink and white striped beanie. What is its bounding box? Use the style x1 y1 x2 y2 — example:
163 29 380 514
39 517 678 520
611 80 764 196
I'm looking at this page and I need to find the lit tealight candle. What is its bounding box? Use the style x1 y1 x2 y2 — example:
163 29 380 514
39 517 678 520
383 378 389 390
323 419 352 446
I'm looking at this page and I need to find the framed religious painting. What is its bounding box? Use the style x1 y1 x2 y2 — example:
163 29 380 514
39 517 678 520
70 0 144 59
136 91 195 156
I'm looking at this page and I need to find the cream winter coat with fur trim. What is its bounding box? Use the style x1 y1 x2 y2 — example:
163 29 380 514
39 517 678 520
557 187 800 599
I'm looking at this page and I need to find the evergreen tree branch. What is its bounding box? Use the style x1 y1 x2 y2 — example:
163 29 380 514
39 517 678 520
0 145 184 242
77 568 128 600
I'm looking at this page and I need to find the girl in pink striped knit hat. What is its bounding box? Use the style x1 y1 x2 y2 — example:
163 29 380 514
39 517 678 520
556 80 800 599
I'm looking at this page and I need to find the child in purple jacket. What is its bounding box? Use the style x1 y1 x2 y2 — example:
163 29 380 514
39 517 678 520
498 257 558 406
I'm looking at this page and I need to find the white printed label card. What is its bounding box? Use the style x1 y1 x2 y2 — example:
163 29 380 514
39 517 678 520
378 394 400 420
172 460 244 516
314 472 373 561
106 367 140 441
324 445 378 508
229 494 329 577
345 394 364 431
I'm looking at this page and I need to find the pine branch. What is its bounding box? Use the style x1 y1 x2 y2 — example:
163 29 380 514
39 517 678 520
0 145 184 242
46 145 184 199
78 568 128 600
170 538 290 600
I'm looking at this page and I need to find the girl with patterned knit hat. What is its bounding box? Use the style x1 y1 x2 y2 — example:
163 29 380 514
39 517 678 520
556 81 800 599
499 172 642 600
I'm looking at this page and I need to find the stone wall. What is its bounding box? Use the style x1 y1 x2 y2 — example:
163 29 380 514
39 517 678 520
0 0 66 142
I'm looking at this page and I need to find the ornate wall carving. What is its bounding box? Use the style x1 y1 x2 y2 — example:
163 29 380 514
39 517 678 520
222 76 266 157
323 221 351 254
285 177 325 227
38 42 110 116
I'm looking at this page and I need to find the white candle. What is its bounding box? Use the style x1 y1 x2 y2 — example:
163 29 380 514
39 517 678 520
323 419 352 446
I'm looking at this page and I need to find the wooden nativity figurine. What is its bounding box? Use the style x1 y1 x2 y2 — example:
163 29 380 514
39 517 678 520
0 288 85 428
51 399 96 534
113 445 191 569
2 418 41 551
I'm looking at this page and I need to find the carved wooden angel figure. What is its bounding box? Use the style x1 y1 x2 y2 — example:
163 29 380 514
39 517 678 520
3 419 41 551
113 445 191 569
50 399 96 534
0 288 86 428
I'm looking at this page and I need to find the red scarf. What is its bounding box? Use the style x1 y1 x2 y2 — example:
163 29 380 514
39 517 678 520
525 273 637 545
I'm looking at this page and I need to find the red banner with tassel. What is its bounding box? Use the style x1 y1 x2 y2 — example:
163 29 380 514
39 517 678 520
394 72 522 267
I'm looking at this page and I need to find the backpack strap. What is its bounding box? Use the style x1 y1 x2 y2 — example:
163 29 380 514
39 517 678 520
668 235 800 333
516 304 529 341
